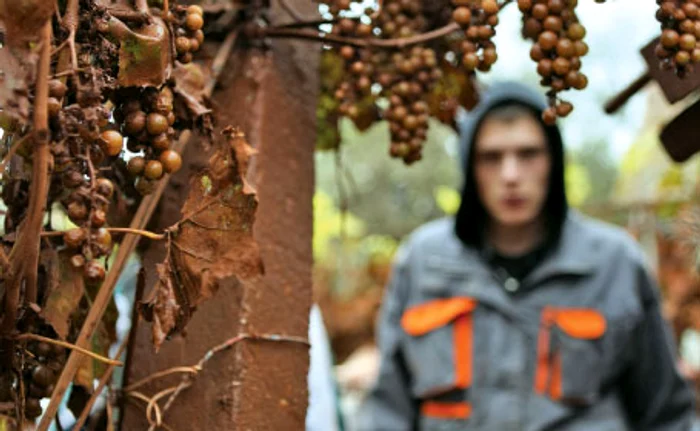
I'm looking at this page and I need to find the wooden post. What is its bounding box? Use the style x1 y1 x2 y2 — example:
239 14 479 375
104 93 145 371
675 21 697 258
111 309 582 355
120 2 319 429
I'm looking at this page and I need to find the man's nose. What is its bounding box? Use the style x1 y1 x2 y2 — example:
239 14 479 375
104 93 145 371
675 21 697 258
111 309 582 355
501 155 520 183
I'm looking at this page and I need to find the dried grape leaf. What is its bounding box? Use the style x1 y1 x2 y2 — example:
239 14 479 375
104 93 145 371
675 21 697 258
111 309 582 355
41 251 83 340
115 16 172 88
172 63 211 118
140 127 262 350
172 63 213 141
0 46 34 125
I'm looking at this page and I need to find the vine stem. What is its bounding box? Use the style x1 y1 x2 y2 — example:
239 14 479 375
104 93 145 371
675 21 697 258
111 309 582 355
40 228 166 241
262 22 460 49
2 21 52 342
71 338 128 431
14 334 123 366
154 333 310 424
64 0 79 70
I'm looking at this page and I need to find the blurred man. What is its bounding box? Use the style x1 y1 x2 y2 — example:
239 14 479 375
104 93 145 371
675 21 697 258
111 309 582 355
357 82 695 430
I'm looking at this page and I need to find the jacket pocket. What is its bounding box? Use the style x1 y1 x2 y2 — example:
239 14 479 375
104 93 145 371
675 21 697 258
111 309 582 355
400 297 477 405
534 307 607 406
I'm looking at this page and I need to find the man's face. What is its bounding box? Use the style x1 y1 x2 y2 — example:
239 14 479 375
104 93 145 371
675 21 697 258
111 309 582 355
473 114 551 229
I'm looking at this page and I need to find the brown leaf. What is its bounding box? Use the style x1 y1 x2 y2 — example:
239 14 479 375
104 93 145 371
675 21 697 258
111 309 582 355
140 127 262 350
172 63 213 139
0 0 54 48
0 46 34 125
141 262 181 349
115 16 172 87
172 63 211 116
41 252 84 340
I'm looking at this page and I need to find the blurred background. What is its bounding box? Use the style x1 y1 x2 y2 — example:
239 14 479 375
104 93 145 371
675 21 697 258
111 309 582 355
312 1 700 428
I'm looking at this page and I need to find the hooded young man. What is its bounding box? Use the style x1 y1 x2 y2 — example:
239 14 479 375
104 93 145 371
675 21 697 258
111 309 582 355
357 82 695 430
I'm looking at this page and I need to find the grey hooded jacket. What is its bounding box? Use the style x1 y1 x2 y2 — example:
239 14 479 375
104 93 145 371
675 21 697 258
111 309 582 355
357 83 695 431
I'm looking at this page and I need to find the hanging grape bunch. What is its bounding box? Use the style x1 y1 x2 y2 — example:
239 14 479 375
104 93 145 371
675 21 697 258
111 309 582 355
452 0 501 73
172 4 205 64
41 76 116 284
113 86 183 196
326 0 376 122
518 0 589 124
376 0 442 164
654 0 700 77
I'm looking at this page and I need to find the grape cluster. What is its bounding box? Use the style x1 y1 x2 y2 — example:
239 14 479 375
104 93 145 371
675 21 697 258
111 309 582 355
172 5 205 64
655 0 700 76
113 86 183 196
327 1 376 123
45 78 117 284
375 0 427 38
385 47 440 163
375 0 441 164
519 0 588 124
453 0 500 73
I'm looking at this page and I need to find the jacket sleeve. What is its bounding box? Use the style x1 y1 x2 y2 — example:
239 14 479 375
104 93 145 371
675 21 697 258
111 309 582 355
356 246 419 431
619 265 696 431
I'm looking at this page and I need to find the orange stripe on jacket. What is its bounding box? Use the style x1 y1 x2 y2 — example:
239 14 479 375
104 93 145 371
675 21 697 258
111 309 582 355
401 298 477 336
422 401 472 419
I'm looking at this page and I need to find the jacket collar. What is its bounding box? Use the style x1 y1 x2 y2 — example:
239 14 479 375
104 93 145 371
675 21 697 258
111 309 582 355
523 211 596 285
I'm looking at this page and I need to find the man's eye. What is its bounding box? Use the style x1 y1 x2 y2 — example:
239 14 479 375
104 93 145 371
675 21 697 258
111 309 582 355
478 153 500 163
519 148 543 159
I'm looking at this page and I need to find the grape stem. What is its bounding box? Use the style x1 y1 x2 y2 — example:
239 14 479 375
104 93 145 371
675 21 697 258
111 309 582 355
63 0 79 71
262 22 461 49
71 338 128 431
14 334 124 366
40 228 166 241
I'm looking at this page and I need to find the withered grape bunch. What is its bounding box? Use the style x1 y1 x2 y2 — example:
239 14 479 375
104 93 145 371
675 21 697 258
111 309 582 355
113 86 183 196
453 0 501 73
518 0 589 124
173 4 206 64
327 0 375 122
655 0 700 76
44 76 116 284
385 47 440 164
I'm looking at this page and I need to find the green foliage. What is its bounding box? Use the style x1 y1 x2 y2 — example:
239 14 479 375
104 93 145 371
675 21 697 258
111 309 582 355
313 190 366 262
565 157 592 207
433 185 461 215
570 139 618 205
316 117 461 240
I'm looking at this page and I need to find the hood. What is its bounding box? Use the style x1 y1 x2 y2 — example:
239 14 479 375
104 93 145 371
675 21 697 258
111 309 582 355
454 81 568 249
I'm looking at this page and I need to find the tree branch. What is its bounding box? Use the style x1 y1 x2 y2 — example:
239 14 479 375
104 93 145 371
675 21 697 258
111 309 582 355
262 22 460 49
